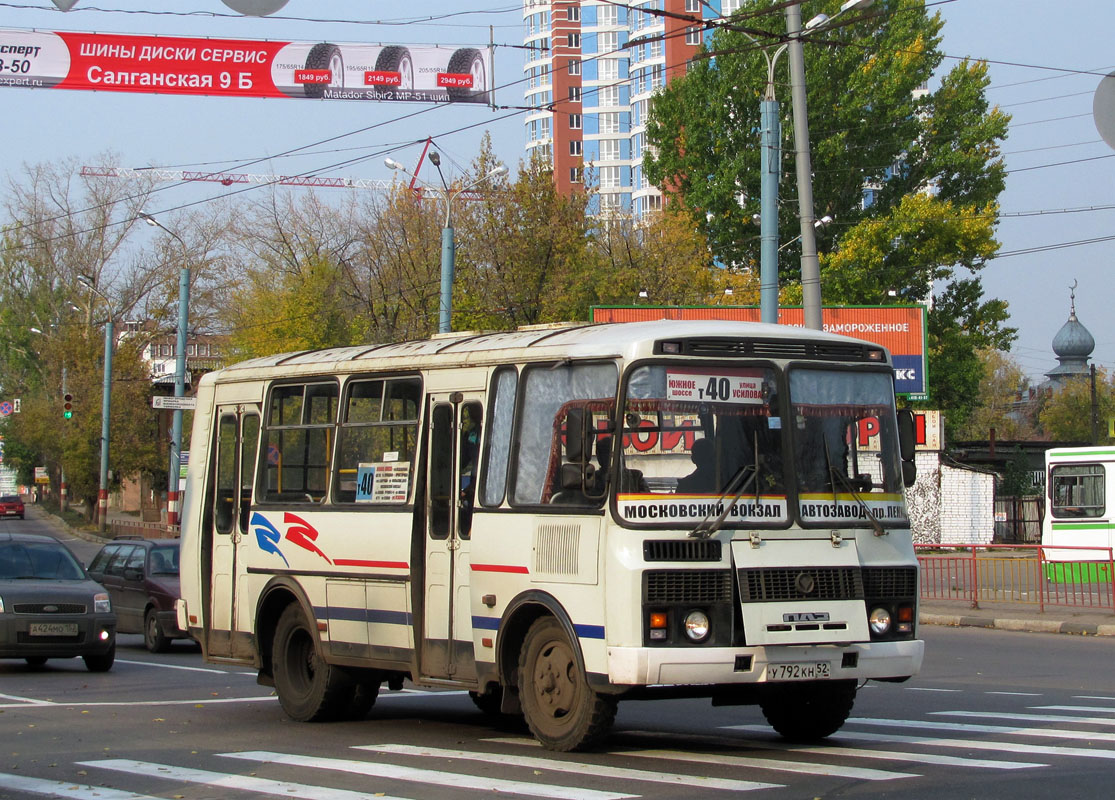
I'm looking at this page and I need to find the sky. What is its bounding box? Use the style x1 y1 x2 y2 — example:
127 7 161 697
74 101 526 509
2 0 1113 385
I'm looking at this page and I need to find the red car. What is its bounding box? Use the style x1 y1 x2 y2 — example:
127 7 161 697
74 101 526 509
0 495 24 519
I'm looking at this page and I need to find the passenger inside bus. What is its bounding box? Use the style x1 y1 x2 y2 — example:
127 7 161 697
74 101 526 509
676 437 716 494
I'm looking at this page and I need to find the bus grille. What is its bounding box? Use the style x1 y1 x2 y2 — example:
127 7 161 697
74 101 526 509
738 567 864 602
12 603 87 614
862 567 918 598
645 570 733 603
643 539 722 562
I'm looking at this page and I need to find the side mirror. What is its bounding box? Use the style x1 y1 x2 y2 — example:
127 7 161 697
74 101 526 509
896 409 916 462
902 461 917 488
565 408 588 464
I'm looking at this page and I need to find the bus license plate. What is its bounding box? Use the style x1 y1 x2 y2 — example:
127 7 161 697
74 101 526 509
767 662 830 681
29 623 78 636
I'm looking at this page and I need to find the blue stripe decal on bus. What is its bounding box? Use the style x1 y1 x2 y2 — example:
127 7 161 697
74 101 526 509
574 624 605 640
315 606 412 626
472 617 604 640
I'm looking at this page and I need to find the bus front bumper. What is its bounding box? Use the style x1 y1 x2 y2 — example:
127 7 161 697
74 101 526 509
606 638 924 686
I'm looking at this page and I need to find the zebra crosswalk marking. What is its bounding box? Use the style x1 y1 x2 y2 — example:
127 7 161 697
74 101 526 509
357 743 780 792
0 772 161 800
850 716 1115 743
78 759 411 800
222 750 637 800
934 710 1115 727
482 736 913 781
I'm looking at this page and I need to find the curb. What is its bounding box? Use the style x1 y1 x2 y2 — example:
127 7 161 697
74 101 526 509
26 505 109 545
920 612 1115 637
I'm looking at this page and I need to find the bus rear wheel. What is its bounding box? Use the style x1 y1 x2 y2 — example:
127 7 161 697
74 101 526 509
518 617 616 751
759 680 857 741
272 604 354 722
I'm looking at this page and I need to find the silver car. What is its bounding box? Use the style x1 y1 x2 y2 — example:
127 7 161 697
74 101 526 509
0 532 117 671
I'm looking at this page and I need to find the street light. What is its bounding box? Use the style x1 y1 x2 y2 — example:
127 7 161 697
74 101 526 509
139 211 190 527
385 154 507 333
784 0 873 329
77 274 114 533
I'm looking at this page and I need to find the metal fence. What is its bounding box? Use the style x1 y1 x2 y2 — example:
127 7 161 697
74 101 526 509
916 544 1115 613
108 518 179 540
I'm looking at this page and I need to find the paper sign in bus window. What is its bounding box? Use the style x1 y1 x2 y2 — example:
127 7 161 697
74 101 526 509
665 368 765 405
355 461 411 503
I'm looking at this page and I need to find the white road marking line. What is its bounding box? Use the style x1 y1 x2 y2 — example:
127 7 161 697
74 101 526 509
935 710 1115 727
987 692 1043 697
849 716 1115 743
0 772 160 799
1038 705 1115 714
480 736 910 781
79 759 409 800
0 696 275 709
729 727 1115 761
0 692 53 705
622 728 1044 771
359 743 778 792
226 750 638 800
903 687 962 693
115 658 255 676
1072 696 1115 702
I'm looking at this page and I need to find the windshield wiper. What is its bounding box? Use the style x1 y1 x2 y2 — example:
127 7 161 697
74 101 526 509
690 437 761 540
823 440 886 536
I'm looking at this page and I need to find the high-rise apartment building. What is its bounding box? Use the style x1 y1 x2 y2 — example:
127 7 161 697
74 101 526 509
523 1 742 215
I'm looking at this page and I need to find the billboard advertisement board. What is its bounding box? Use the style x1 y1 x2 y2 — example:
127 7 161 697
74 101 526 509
592 305 929 398
0 29 491 104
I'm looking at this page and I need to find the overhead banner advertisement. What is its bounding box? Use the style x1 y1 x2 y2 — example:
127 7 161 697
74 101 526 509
0 28 491 104
593 305 929 399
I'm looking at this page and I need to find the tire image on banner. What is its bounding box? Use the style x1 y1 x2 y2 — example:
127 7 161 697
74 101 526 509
0 28 492 104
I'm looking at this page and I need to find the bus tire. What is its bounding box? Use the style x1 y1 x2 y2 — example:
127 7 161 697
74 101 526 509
272 604 354 722
518 617 616 751
759 680 857 741
344 680 381 721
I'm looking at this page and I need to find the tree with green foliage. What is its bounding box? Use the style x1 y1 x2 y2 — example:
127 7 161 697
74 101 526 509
1039 371 1115 444
954 348 1037 441
645 0 1012 431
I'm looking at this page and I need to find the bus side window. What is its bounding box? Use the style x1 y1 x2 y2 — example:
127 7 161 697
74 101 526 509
458 402 483 538
239 413 260 534
481 367 517 507
214 414 237 534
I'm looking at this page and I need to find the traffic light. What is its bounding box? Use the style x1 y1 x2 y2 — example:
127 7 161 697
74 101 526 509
62 393 73 419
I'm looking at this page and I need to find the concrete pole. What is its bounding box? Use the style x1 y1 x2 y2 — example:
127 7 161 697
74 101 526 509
97 321 113 533
167 264 190 526
759 97 781 323
785 3 824 331
438 223 456 334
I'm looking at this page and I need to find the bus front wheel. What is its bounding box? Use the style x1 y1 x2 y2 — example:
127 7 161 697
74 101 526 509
518 616 616 751
759 680 857 741
272 604 354 721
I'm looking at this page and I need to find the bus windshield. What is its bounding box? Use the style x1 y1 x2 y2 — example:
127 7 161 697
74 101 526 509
789 368 907 527
616 363 788 527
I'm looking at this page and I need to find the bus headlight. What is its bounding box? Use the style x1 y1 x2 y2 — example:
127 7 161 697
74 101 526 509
683 610 710 642
868 606 892 636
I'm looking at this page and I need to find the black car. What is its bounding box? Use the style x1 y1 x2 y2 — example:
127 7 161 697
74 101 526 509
0 532 117 671
87 537 187 652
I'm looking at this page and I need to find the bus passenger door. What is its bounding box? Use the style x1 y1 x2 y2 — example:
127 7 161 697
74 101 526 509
422 393 483 682
205 405 260 659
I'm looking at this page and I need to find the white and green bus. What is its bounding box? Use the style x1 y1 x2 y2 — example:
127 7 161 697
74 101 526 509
177 319 923 751
1043 446 1115 584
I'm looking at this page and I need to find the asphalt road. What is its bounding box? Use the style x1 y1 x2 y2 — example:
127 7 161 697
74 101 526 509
4 515 1115 799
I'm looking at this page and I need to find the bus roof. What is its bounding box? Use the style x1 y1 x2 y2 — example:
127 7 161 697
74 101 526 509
208 319 887 383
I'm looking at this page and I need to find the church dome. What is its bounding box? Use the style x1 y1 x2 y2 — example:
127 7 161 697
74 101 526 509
1051 311 1095 359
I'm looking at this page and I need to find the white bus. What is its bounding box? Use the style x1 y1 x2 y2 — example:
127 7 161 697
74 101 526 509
177 319 923 751
1043 446 1115 583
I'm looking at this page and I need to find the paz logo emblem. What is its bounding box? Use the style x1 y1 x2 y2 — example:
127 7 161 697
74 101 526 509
795 572 816 595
